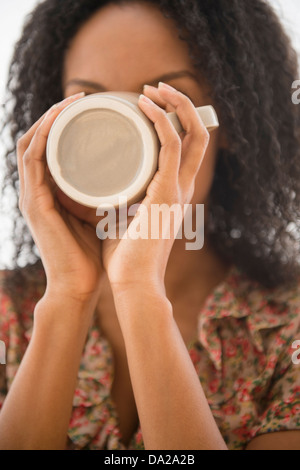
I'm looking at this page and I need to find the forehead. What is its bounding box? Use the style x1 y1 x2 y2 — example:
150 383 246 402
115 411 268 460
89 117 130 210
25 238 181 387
62 2 194 89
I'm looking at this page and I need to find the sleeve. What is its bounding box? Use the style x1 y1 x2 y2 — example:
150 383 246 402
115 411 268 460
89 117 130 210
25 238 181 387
249 315 300 440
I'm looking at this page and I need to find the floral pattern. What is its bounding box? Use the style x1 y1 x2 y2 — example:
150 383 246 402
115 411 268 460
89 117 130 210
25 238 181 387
0 262 300 450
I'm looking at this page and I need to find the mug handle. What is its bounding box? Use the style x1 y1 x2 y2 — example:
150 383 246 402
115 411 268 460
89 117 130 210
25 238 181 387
167 105 219 133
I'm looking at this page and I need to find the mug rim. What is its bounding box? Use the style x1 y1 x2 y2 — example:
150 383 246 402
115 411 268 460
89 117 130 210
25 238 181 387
46 93 159 209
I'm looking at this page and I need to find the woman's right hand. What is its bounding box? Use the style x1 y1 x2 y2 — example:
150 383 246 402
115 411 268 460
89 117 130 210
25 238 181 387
17 93 104 302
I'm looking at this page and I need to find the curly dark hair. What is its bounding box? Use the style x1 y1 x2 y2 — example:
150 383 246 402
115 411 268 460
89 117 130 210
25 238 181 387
1 0 300 289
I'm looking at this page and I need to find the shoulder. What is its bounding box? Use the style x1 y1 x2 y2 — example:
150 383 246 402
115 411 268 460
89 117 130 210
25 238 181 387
230 266 300 367
0 259 46 297
207 264 300 358
0 259 46 293
0 260 46 336
227 264 300 318
0 261 46 391
211 267 300 447
208 264 300 320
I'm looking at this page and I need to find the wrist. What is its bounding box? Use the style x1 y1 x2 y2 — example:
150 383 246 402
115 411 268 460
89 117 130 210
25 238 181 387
44 276 103 306
45 270 105 305
111 281 172 317
34 290 98 331
112 284 173 342
109 274 167 297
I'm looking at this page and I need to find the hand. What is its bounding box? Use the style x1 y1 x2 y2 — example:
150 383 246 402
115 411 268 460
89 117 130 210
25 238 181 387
102 82 210 292
17 93 104 302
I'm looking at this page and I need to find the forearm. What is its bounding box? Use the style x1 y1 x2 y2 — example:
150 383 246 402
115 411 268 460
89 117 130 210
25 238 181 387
112 287 228 450
0 294 95 450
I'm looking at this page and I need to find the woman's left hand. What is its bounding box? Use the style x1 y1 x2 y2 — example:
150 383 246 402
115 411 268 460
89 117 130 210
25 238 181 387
101 82 210 293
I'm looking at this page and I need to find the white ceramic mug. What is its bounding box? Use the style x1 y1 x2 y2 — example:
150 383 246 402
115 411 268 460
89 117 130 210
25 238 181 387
46 92 219 209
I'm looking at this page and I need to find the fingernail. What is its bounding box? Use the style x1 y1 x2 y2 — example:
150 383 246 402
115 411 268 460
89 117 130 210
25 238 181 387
143 84 156 91
158 82 176 92
139 94 154 105
52 92 85 111
64 92 85 101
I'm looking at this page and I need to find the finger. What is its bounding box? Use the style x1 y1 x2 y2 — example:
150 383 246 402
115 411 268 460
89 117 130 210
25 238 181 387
143 86 187 144
22 93 85 196
26 92 86 164
157 82 210 182
18 112 48 152
18 92 85 209
157 82 209 137
138 94 181 180
17 113 48 208
142 85 171 110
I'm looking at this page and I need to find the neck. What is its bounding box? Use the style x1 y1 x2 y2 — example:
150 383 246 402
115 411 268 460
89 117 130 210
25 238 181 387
164 232 231 301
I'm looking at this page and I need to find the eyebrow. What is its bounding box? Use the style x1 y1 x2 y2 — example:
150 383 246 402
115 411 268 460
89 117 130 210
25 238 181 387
64 70 199 92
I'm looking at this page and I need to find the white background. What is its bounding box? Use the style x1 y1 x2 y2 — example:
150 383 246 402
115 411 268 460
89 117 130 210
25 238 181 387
0 0 299 268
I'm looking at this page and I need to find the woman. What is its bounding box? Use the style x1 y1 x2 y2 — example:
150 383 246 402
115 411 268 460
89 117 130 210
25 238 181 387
0 0 300 450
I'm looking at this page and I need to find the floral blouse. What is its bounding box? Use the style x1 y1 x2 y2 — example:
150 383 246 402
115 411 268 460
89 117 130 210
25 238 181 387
0 261 300 450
